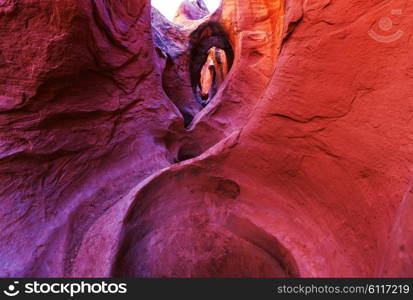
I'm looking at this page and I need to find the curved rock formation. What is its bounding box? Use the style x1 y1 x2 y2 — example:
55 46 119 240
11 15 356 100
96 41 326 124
1 0 412 278
174 0 210 24
199 47 229 104
0 0 180 277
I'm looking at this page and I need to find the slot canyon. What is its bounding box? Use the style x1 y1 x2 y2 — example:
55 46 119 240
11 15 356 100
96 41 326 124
0 0 412 278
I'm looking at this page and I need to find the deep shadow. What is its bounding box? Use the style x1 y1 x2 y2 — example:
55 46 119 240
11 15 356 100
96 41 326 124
189 22 234 106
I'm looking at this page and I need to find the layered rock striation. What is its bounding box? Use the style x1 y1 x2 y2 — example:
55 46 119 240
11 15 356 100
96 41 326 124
0 0 412 277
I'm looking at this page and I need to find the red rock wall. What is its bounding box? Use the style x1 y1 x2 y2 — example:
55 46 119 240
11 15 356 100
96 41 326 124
0 0 412 277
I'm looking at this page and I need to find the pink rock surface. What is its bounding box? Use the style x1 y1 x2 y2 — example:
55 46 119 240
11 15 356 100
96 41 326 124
0 0 412 278
0 0 180 277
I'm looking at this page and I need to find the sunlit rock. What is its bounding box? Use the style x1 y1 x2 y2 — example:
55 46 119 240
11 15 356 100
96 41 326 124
0 0 412 278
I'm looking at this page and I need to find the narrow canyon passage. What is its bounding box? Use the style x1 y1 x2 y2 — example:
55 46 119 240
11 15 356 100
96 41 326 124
198 46 229 104
190 23 234 107
0 0 412 279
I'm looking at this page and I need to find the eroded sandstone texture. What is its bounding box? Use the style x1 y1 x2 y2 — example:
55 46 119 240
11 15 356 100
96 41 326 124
0 0 412 278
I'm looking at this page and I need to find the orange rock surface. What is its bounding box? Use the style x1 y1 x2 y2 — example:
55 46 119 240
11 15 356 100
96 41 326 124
0 0 412 277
